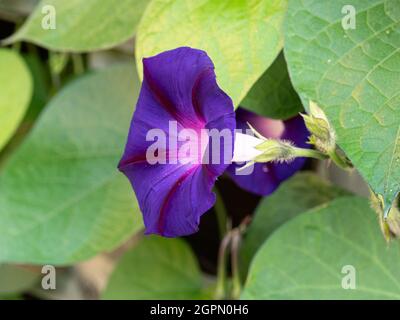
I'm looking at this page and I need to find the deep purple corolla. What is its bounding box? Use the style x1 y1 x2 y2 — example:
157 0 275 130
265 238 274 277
119 47 235 237
227 108 309 196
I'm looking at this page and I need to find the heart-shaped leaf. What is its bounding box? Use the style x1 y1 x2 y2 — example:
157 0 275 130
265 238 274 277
0 49 32 151
242 196 400 299
284 0 400 210
241 52 303 119
5 0 149 52
0 64 143 265
136 0 288 106
240 172 350 279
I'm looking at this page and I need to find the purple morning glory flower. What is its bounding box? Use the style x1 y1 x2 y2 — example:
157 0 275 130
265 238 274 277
118 47 235 237
227 108 309 196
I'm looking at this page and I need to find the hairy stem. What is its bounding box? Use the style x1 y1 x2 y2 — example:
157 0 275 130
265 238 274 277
215 232 231 300
292 147 328 160
230 229 242 299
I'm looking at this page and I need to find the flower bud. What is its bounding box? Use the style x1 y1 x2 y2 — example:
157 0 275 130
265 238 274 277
301 101 336 153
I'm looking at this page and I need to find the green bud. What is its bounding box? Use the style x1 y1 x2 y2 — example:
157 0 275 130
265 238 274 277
301 101 336 153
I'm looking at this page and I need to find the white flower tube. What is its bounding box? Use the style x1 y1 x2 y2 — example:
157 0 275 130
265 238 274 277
232 132 264 163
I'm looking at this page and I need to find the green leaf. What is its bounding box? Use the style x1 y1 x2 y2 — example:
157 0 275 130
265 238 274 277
241 52 303 119
0 49 32 151
242 196 400 299
136 0 287 107
102 236 206 299
5 0 149 52
0 54 51 163
284 0 400 210
0 64 143 265
240 172 350 279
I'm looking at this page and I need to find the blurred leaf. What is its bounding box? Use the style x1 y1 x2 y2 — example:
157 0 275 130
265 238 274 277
240 172 350 279
284 0 400 211
0 64 143 265
102 237 207 300
136 0 287 107
0 53 51 162
0 293 24 300
5 0 149 52
0 48 32 151
242 196 400 299
241 52 303 119
0 0 39 16
0 264 39 294
0 0 39 22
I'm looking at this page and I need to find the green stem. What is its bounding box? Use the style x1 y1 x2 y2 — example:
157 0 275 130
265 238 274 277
230 229 242 299
293 147 328 160
214 187 228 240
50 72 61 92
10 22 22 52
328 148 352 170
12 41 21 53
214 232 231 300
72 54 85 75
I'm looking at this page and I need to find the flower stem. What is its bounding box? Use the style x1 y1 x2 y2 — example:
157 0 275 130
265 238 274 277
214 187 228 240
214 232 231 300
11 22 22 52
328 148 352 170
292 147 328 160
72 54 85 75
230 229 242 299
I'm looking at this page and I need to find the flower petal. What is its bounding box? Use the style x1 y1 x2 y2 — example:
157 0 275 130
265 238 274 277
142 47 215 128
120 162 217 236
119 47 235 236
227 108 309 196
